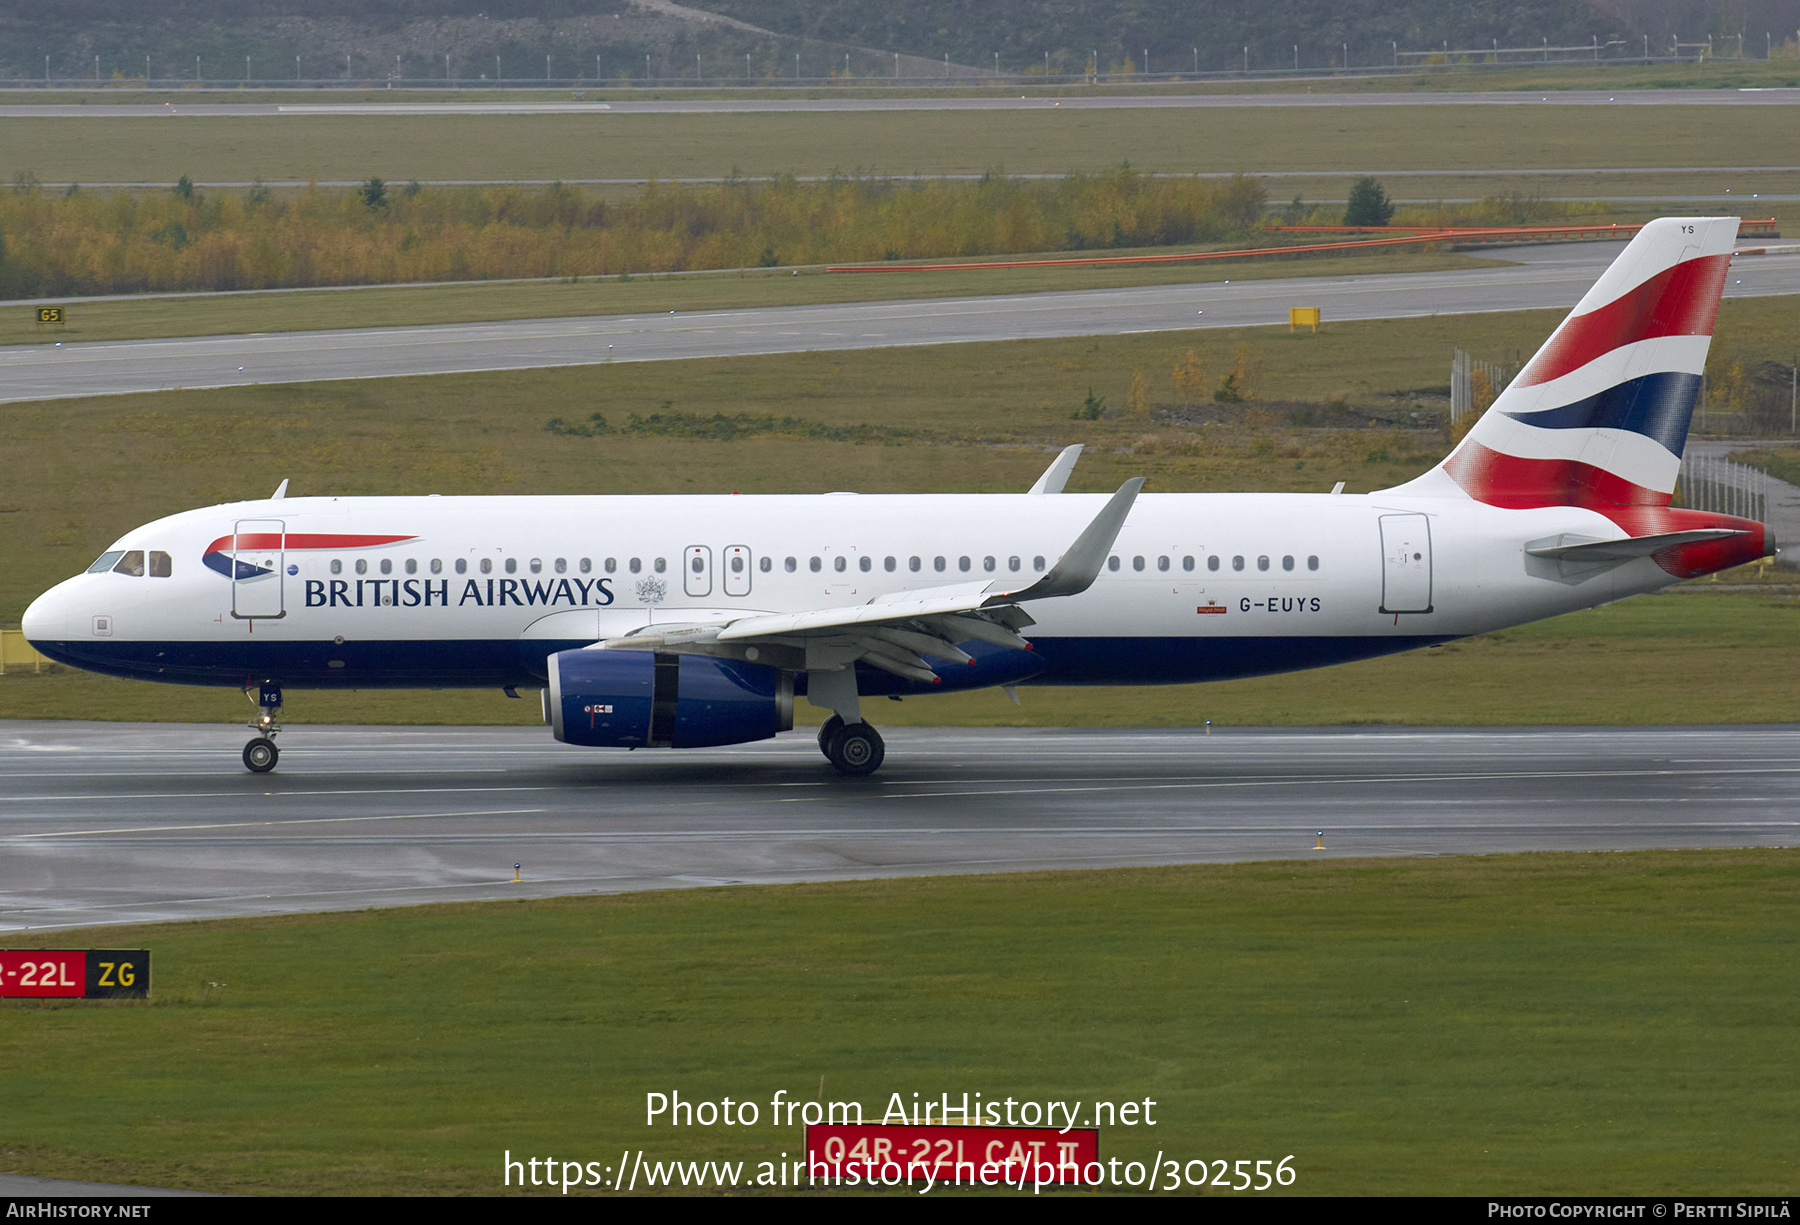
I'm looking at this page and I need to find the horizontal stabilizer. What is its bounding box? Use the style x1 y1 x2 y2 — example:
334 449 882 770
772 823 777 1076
1525 528 1747 562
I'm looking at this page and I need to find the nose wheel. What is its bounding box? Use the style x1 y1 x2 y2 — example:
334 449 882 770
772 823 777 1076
243 737 279 773
820 719 884 776
242 680 283 773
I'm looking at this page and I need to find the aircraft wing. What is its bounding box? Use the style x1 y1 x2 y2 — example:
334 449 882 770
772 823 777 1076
600 479 1143 683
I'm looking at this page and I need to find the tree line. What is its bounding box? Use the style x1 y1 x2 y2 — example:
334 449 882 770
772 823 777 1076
0 169 1268 297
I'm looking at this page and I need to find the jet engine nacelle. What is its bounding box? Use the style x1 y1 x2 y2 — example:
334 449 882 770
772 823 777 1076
546 649 794 748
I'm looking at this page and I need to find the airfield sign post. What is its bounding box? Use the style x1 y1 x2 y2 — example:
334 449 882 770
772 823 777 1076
0 950 149 998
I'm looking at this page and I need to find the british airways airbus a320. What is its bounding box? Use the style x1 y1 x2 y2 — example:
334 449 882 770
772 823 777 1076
22 218 1773 775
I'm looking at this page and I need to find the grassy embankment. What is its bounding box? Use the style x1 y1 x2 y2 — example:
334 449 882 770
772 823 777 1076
4 297 1797 727
6 104 1797 186
2 851 1796 1195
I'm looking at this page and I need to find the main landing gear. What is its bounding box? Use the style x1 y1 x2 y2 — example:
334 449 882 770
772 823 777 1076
243 681 282 774
817 714 885 777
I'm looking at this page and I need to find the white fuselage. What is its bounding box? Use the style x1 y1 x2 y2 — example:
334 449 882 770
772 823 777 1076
23 490 1680 694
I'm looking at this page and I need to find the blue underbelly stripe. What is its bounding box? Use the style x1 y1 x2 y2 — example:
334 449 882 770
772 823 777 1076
31 634 1456 692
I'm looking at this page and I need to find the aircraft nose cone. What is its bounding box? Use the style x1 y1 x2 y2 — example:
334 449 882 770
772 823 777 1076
22 585 70 644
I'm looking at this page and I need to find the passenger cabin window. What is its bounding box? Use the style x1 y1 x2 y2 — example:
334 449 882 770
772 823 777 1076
1208 556 1220 572
630 558 642 574
934 556 946 572
1231 556 1244 571
1033 556 1046 571
505 558 517 574
1282 555 1295 571
431 559 442 574
577 558 589 574
1308 555 1320 571
605 558 616 573
331 559 343 575
454 559 466 574
784 557 797 573
480 559 493 574
355 559 368 576
834 557 847 572
859 557 871 572
983 556 996 572
380 559 393 575
1182 556 1195 572
653 558 666 574
1257 556 1270 572
404 559 417 575
885 557 897 572
1132 556 1145 572
1107 556 1120 572
910 557 922 572
810 557 822 573
759 557 772 573
1157 556 1170 572
529 559 542 574
1009 556 1021 572
958 556 971 572
730 554 745 574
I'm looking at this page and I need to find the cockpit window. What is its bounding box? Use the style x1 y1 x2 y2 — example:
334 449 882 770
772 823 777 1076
148 551 172 578
87 551 125 574
112 550 146 577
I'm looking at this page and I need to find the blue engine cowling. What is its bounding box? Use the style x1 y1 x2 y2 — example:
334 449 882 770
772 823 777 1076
546 649 794 748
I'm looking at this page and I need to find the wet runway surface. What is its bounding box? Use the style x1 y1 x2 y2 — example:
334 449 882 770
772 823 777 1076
3 722 1796 933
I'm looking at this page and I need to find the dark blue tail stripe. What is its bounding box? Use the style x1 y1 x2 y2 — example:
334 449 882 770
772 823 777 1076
1501 370 1700 456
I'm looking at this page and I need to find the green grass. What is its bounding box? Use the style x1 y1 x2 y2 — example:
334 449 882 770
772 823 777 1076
2 850 1795 1194
8 103 1800 184
0 246 1503 346
1732 446 1800 487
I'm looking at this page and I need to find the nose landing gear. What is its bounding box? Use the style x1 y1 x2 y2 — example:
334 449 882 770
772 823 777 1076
243 681 282 774
243 737 278 772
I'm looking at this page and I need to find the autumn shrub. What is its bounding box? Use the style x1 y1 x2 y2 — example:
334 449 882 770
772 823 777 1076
0 168 1269 298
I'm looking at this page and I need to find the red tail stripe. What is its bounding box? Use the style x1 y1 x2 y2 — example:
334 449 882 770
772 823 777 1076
1594 507 1769 578
204 533 416 554
1514 254 1730 389
1443 443 1669 510
1445 447 1767 575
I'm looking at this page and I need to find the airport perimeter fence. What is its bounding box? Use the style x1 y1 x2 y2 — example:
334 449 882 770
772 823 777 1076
2 36 1786 91
1677 453 1770 523
1449 349 1520 424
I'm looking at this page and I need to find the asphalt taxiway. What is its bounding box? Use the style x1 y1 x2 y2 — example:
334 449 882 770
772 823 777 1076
3 722 1795 933
4 245 1797 403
